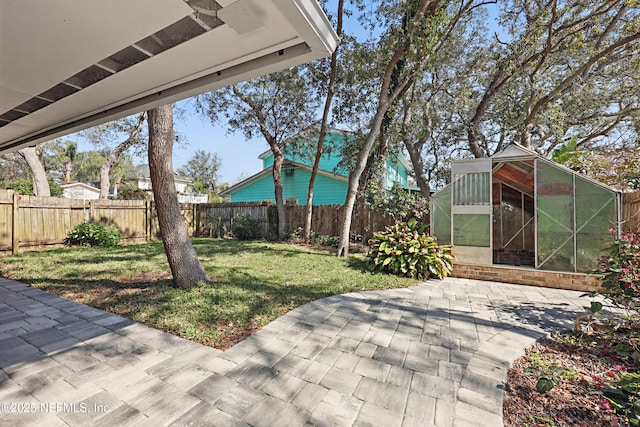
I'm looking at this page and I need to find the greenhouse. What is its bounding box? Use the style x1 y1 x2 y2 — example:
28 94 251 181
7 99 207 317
430 144 622 273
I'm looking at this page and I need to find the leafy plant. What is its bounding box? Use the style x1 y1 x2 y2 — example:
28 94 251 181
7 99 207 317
314 234 341 247
288 227 361 248
366 218 453 280
0 179 63 197
605 373 640 425
64 221 121 247
367 183 429 221
588 229 640 323
205 218 228 238
524 352 578 395
231 214 261 241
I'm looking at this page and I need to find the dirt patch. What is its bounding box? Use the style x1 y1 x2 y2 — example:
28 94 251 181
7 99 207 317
115 270 174 285
504 329 638 426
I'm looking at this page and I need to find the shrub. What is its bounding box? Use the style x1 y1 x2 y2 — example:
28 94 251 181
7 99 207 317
0 179 62 197
288 227 360 248
605 372 640 425
588 229 640 321
231 215 261 240
366 218 453 280
64 222 121 247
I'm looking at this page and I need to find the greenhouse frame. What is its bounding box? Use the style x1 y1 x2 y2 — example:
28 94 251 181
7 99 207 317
431 144 622 273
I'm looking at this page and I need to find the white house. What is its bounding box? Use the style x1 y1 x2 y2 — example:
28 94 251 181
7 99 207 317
124 164 209 203
61 183 101 200
126 164 191 193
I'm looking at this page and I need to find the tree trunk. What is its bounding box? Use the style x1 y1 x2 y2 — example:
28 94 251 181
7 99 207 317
18 147 50 196
271 145 286 240
303 0 344 243
100 112 146 199
147 105 208 288
404 136 431 199
401 101 432 199
336 109 388 257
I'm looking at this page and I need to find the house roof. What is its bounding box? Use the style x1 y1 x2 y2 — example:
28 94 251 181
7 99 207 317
220 159 347 196
256 126 413 172
257 126 351 160
0 0 338 153
61 182 100 192
441 143 621 195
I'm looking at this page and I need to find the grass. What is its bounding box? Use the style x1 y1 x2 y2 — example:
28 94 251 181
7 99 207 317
0 238 419 349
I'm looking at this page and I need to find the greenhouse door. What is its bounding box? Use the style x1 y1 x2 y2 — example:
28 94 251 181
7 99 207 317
451 159 492 265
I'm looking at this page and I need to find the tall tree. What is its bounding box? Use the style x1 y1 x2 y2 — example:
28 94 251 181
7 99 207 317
201 67 319 240
98 113 146 198
463 0 640 157
80 113 147 199
302 0 345 242
395 6 488 197
177 149 222 199
0 152 30 181
71 150 134 190
147 105 209 288
62 142 77 184
335 0 479 257
17 147 50 196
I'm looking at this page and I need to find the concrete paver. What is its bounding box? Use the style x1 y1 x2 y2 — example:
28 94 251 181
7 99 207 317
0 276 592 426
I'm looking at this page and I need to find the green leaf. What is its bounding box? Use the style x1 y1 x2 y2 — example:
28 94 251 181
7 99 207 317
536 377 556 394
588 301 603 314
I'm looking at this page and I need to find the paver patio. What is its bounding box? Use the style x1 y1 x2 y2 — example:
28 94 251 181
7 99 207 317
0 276 590 426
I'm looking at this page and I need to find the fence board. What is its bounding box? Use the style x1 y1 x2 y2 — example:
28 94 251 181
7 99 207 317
623 190 640 233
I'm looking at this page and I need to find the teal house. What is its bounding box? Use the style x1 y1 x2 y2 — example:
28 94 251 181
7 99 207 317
221 129 413 205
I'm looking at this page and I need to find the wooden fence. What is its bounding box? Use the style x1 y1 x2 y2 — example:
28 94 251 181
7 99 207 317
282 204 399 241
194 202 399 242
2 189 637 255
195 202 275 238
623 190 640 233
0 191 402 254
0 190 195 254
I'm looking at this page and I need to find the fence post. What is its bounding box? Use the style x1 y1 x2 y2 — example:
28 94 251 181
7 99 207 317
145 200 151 241
89 200 94 222
12 191 19 255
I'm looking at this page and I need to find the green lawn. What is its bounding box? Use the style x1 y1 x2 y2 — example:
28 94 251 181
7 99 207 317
0 239 419 349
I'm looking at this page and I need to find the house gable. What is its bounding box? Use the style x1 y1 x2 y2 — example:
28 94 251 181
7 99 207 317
225 128 414 204
260 131 350 176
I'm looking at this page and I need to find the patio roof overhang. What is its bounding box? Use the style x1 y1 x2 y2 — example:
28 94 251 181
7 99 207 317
0 0 338 153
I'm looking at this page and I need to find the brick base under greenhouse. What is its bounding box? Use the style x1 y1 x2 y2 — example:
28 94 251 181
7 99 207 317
452 263 601 293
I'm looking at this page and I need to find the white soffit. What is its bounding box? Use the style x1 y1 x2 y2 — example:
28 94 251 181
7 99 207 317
0 0 338 152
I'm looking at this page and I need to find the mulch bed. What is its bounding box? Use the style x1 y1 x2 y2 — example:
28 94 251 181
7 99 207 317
503 327 639 426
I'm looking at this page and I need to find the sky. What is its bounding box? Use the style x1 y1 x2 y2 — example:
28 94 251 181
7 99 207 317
171 98 265 186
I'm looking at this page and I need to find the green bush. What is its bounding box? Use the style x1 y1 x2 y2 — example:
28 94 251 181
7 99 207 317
231 215 261 241
0 179 63 197
605 372 640 425
64 222 122 247
366 218 453 279
588 229 640 322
